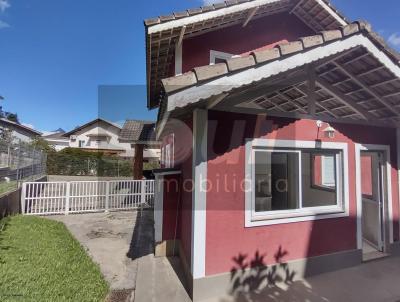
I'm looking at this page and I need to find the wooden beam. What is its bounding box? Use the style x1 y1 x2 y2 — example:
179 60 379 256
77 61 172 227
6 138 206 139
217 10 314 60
176 25 186 47
290 0 304 14
316 77 375 121
133 144 144 180
215 74 308 109
206 93 228 109
333 62 400 116
242 6 259 27
307 66 316 116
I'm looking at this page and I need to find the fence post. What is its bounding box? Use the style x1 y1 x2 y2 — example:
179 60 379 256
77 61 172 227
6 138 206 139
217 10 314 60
105 181 110 213
141 180 146 206
21 182 27 214
65 182 70 215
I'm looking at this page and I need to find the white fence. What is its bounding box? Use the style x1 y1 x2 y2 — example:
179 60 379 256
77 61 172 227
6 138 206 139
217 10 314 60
21 180 155 215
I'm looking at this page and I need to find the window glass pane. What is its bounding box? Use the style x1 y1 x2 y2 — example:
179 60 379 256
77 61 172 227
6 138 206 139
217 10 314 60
254 151 299 212
303 151 338 207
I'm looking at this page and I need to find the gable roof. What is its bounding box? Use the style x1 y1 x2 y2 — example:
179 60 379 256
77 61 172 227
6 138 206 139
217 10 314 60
145 0 349 109
160 21 400 125
0 118 42 136
63 118 121 137
42 131 69 140
119 120 158 144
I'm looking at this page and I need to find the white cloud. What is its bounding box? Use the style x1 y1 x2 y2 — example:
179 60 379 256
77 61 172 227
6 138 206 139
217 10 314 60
0 19 9 29
202 0 222 5
388 33 400 47
0 0 10 12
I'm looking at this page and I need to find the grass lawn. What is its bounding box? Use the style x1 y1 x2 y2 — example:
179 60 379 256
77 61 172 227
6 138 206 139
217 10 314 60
0 181 17 196
0 215 109 302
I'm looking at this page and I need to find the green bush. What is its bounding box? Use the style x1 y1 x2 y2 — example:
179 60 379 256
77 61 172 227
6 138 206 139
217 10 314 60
47 148 134 177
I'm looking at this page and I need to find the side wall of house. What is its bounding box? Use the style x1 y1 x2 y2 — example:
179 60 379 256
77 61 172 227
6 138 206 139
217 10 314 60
181 12 314 73
160 116 194 270
205 110 400 276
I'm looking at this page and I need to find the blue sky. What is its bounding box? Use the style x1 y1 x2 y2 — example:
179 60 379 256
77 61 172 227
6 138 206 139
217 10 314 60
0 0 399 132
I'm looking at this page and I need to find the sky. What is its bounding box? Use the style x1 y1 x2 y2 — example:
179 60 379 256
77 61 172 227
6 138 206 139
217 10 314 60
0 0 399 132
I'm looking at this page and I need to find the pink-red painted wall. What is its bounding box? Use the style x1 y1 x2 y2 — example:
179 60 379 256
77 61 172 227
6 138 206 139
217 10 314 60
160 116 193 268
205 110 399 276
182 12 313 73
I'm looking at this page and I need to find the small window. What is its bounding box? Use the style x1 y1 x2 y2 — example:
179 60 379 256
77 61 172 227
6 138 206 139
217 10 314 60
210 50 234 65
78 140 85 148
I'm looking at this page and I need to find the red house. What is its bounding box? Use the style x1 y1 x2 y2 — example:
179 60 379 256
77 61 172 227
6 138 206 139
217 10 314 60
144 0 400 300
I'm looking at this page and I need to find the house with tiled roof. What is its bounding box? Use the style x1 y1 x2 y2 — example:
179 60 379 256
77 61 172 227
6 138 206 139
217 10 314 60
0 118 41 143
59 119 160 172
146 1 400 300
119 120 161 178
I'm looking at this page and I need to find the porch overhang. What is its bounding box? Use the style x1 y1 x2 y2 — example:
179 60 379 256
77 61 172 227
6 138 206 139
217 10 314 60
160 22 400 127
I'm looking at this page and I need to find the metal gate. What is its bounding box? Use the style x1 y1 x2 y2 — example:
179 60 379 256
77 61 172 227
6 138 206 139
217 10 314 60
21 180 155 215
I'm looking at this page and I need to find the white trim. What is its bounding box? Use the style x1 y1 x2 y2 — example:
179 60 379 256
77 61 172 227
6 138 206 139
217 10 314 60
191 109 208 279
148 0 281 34
167 35 400 113
313 0 347 27
154 174 164 243
355 144 394 250
147 0 347 34
153 170 182 176
245 139 349 227
209 50 234 65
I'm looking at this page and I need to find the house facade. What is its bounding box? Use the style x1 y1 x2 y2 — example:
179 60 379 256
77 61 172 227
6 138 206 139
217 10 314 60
0 118 41 143
63 118 131 156
146 0 400 301
42 130 69 151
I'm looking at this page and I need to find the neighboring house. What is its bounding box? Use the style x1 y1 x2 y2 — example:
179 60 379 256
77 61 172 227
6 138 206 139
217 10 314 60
119 120 161 179
146 1 400 301
63 118 132 157
42 130 69 151
0 118 41 143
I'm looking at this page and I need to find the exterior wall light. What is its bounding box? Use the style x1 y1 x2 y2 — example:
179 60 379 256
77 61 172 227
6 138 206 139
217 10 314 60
316 120 336 139
323 124 335 139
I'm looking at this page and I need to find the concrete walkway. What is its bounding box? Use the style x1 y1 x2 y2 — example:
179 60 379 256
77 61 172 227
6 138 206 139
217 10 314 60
204 255 400 302
48 209 190 302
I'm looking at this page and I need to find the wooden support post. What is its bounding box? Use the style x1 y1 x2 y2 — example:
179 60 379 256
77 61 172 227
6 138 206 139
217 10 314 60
133 144 144 180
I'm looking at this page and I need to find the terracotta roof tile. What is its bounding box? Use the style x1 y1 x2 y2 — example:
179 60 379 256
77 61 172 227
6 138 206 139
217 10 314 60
226 55 256 72
276 41 303 56
194 64 228 81
119 120 158 143
251 47 281 64
161 72 197 94
300 35 324 49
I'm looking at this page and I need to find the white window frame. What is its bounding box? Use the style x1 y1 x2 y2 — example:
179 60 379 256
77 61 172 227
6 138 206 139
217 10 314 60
209 50 234 65
245 139 349 227
162 133 175 169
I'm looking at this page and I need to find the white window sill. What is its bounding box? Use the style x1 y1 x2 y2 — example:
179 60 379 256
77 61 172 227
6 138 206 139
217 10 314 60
246 208 349 227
